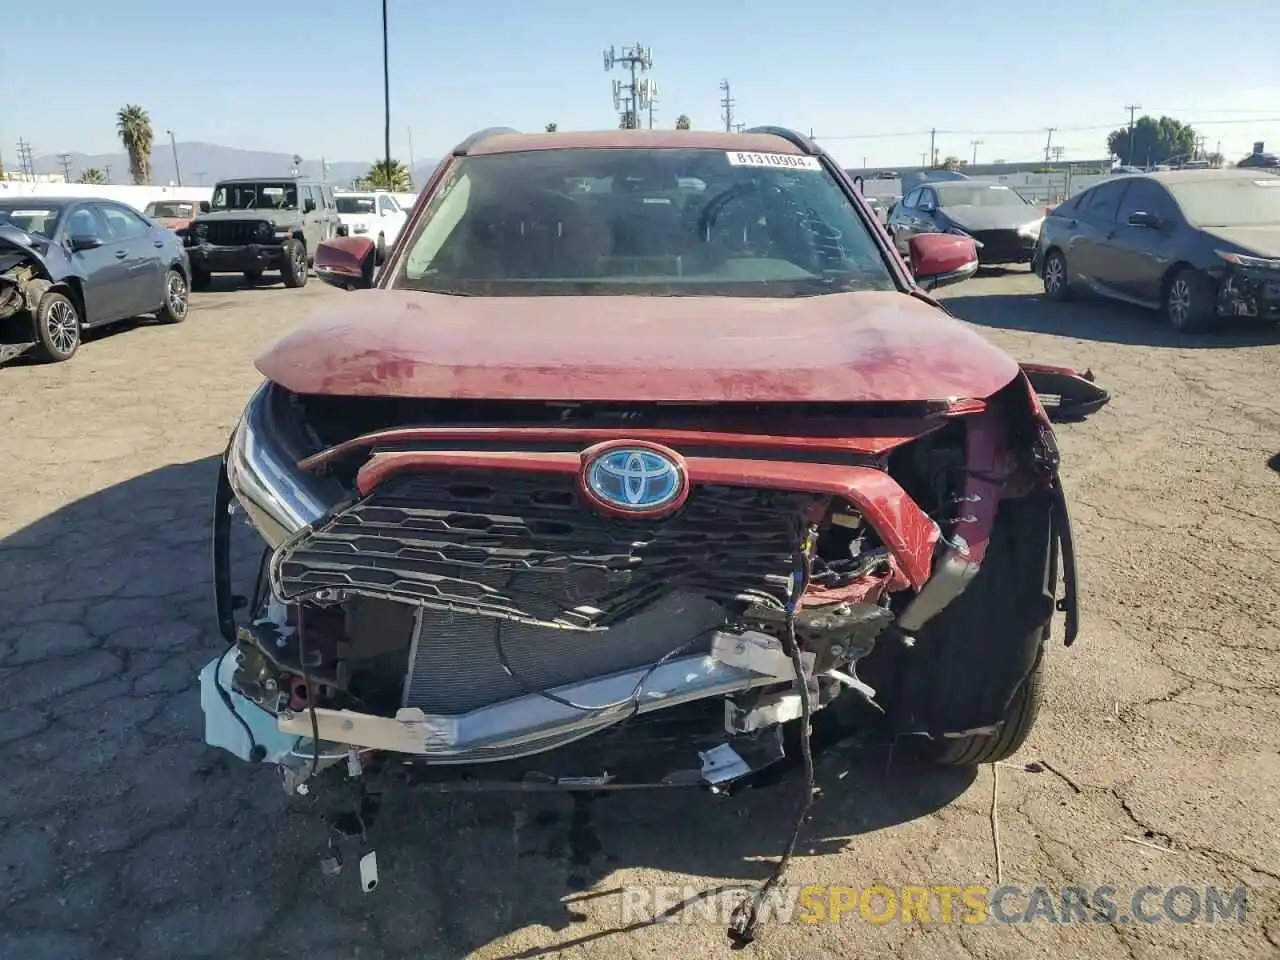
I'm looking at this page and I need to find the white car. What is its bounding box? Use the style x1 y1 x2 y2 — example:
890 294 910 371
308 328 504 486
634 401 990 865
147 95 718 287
334 191 408 263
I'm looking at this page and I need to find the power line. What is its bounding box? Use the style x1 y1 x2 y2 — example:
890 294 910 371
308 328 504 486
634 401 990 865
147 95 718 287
813 116 1280 141
970 139 983 165
1124 104 1141 166
16 139 34 179
720 79 735 133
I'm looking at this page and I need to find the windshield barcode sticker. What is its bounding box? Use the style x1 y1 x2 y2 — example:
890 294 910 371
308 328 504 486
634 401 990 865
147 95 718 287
725 152 821 171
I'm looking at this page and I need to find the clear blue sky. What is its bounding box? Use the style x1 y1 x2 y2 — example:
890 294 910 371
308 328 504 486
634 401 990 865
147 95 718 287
3 0 1277 169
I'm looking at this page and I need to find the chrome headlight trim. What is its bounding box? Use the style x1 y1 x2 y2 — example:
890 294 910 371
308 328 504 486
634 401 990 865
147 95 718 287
225 381 334 548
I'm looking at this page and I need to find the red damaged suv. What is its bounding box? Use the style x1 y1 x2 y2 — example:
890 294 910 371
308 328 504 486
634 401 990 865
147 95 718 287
205 127 1109 888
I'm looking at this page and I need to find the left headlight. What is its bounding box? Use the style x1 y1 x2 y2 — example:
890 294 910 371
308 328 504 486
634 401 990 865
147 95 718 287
1018 218 1045 238
225 382 337 548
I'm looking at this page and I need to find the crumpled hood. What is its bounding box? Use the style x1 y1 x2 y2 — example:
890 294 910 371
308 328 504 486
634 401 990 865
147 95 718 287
0 225 49 271
256 289 1021 404
1201 225 1280 259
946 205 1043 232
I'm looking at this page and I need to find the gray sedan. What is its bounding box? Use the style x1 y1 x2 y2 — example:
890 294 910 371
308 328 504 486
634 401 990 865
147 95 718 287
0 197 192 363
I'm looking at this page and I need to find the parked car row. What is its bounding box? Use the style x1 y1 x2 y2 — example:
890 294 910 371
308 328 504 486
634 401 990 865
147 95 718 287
0 177 411 364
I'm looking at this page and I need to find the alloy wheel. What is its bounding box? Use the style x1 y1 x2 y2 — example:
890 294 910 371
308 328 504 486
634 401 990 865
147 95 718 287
1168 278 1192 327
1044 256 1064 294
167 273 188 318
47 300 79 355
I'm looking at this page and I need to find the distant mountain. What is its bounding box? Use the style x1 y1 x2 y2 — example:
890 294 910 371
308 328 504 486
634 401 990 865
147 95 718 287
30 141 439 190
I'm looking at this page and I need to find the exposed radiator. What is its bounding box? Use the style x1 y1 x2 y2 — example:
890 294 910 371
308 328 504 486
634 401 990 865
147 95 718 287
401 590 727 714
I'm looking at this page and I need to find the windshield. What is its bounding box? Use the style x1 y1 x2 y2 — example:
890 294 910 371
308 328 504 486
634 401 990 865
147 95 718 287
934 183 1031 208
147 201 195 219
336 196 377 215
393 148 894 297
0 203 63 238
211 182 298 211
1166 175 1280 228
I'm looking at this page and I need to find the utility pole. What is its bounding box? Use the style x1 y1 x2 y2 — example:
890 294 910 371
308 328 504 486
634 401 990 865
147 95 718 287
57 153 72 182
919 151 927 167
970 139 983 165
406 128 415 186
103 163 112 184
194 171 206 185
166 130 183 186
647 83 659 129
1052 146 1065 163
16 139 35 179
1124 104 1141 165
604 44 653 129
928 128 936 168
719 79 735 133
1043 128 1056 163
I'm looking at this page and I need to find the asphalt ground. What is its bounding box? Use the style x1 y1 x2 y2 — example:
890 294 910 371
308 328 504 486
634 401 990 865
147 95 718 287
1 267 1277 959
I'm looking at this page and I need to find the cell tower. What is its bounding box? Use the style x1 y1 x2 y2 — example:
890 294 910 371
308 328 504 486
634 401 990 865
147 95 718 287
604 44 654 130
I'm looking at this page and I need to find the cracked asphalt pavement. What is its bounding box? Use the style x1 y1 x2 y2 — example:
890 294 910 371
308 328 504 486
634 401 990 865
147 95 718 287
1 270 1277 959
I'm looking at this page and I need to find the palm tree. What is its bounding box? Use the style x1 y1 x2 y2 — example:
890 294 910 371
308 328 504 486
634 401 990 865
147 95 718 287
675 115 691 130
116 104 154 185
365 158 411 191
77 168 108 185
545 122 558 133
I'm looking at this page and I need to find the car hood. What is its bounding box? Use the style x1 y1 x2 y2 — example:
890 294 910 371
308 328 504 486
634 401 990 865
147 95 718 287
946 205 1043 232
196 209 301 224
0 225 52 271
1201 225 1280 259
256 289 1021 404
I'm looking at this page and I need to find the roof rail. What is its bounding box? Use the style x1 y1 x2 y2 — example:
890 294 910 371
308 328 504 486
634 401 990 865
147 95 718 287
743 126 820 156
452 127 520 156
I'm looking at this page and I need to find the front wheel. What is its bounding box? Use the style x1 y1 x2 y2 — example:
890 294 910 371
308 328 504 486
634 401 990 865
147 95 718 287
280 240 308 288
33 290 82 363
1164 267 1214 333
157 269 188 324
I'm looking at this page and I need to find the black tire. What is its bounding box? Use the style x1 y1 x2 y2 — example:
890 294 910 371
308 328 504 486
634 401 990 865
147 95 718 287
191 266 212 291
926 644 1045 765
32 290 82 363
156 269 189 324
1164 267 1214 333
1041 249 1072 301
375 233 387 266
243 269 264 284
280 240 308 288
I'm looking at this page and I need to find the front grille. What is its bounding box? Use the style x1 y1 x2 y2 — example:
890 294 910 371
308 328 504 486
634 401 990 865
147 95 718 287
203 220 271 245
276 469 812 628
971 229 1035 262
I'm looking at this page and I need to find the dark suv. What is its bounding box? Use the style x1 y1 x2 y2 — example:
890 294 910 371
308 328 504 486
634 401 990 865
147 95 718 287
184 177 339 289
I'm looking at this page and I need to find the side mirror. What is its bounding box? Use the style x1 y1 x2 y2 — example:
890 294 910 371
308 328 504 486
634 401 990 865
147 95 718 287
1127 210 1159 229
315 237 376 290
69 234 103 253
909 233 979 291
304 198 317 213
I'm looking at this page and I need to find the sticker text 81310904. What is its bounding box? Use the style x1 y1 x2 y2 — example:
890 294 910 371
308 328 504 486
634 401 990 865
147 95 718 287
725 152 822 171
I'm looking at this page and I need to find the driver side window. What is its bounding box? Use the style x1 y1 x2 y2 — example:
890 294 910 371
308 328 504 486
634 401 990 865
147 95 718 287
65 205 105 241
902 188 922 209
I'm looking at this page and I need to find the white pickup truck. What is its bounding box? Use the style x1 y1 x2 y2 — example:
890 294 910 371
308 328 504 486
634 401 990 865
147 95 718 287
334 190 408 263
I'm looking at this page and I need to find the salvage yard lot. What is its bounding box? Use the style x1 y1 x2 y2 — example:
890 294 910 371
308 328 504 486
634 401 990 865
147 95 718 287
1 271 1277 959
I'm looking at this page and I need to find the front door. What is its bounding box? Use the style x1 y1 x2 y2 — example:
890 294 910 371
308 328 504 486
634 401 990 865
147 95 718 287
1065 180 1129 292
61 204 130 324
1105 179 1182 305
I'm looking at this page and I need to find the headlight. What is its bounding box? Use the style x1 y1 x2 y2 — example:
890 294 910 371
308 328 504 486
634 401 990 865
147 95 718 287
225 382 336 548
1216 249 1280 271
1017 218 1045 238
